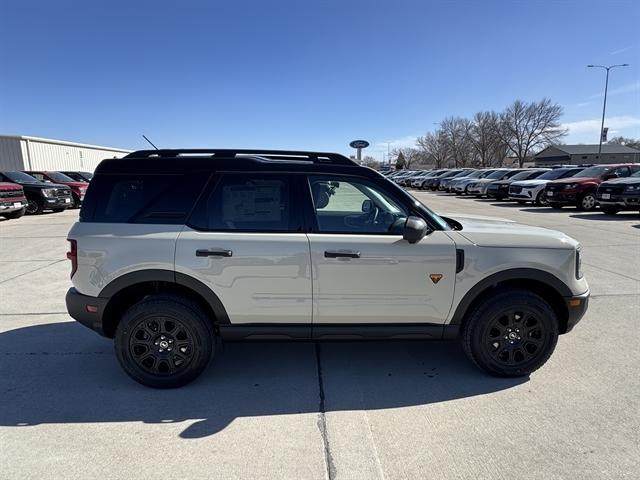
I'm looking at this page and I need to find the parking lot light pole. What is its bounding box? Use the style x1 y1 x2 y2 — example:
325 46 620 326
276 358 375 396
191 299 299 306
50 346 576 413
587 63 629 156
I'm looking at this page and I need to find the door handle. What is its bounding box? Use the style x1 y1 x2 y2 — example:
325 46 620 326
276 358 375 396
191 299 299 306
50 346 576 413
324 250 360 259
196 248 233 257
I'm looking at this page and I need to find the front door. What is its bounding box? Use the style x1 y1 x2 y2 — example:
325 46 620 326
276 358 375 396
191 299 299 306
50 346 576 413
305 175 457 325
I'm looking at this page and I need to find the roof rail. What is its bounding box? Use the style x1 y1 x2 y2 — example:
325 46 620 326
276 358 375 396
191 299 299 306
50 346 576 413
124 149 356 165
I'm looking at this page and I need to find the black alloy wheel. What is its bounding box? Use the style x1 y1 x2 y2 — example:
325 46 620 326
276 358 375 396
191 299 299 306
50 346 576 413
129 317 196 376
25 198 42 215
484 308 545 367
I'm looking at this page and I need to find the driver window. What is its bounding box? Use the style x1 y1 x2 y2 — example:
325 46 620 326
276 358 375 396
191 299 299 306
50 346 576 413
308 176 409 234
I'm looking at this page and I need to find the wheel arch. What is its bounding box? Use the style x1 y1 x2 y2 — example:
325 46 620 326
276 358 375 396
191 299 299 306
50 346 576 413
99 269 230 338
450 268 571 334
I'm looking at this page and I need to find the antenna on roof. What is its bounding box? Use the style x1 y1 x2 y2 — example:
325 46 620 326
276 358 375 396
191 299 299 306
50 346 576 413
142 135 159 150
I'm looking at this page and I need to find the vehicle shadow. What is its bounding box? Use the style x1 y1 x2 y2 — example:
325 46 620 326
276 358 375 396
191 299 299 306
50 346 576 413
0 322 526 439
570 213 640 221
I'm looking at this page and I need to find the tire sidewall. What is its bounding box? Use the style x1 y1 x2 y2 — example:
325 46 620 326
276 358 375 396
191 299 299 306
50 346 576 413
465 291 559 376
115 297 213 388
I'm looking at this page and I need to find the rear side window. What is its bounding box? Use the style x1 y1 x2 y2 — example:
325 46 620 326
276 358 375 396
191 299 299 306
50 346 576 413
189 173 300 232
83 173 209 224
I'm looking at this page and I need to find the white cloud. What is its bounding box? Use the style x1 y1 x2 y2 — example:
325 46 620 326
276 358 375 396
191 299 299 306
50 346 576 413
610 45 632 55
562 115 640 143
589 81 640 99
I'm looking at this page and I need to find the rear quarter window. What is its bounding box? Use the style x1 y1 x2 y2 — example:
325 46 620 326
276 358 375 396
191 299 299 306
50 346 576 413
81 173 209 224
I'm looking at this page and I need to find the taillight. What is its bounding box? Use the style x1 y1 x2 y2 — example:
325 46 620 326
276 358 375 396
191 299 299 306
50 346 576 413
67 239 77 279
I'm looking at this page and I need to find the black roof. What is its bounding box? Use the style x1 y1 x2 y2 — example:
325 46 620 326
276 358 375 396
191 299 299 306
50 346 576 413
96 148 380 178
536 144 640 158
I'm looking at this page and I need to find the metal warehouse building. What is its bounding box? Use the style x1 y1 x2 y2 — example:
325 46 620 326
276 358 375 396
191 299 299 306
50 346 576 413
534 144 640 166
0 135 131 172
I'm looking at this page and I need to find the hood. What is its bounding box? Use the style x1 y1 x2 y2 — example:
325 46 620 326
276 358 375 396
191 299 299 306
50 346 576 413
511 179 551 187
63 181 89 189
600 176 640 185
0 182 23 191
548 177 599 185
446 214 578 250
17 181 70 190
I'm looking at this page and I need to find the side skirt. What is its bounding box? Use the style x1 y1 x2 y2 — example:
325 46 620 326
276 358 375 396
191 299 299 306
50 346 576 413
218 324 460 341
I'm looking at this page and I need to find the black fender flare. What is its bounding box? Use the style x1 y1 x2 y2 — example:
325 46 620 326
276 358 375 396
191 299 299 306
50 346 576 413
99 269 230 324
449 268 572 325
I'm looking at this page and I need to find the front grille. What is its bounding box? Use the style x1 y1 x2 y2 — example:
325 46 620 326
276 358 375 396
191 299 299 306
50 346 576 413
509 186 523 194
599 185 625 195
0 190 24 199
546 184 562 192
55 188 71 197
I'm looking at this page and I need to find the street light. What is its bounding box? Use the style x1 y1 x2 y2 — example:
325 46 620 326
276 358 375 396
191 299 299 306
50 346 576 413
587 63 630 156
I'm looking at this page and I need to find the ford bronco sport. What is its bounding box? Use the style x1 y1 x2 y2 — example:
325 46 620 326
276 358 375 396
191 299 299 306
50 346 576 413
66 149 589 388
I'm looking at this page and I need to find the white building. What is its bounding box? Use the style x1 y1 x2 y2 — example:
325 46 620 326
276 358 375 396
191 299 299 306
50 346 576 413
0 135 131 172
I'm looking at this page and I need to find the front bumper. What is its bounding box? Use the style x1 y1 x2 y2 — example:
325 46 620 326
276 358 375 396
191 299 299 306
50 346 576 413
467 184 488 195
564 290 590 333
509 188 536 201
487 186 509 198
0 199 27 213
544 189 580 205
43 195 73 208
66 288 109 337
596 192 640 209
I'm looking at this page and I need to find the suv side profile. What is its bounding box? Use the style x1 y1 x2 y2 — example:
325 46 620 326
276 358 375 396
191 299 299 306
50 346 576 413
66 149 589 388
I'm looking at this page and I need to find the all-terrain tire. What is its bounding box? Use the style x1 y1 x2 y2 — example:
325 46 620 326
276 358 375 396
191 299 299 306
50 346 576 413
115 294 214 388
461 288 559 377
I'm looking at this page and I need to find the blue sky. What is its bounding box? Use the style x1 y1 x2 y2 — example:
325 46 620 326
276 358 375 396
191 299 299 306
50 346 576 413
1 0 638 160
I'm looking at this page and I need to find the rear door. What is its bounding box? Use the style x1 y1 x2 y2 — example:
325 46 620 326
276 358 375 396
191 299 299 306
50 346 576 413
175 173 312 327
305 175 457 325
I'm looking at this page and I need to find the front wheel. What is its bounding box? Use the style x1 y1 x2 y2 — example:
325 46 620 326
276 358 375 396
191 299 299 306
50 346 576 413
115 294 214 388
535 191 548 207
577 192 597 211
25 198 43 215
461 289 559 377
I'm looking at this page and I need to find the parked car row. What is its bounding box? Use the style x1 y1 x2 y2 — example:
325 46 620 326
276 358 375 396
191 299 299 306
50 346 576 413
0 170 92 219
384 164 640 214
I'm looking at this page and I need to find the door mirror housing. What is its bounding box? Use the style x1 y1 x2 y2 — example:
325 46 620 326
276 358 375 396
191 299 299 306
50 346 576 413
403 216 429 244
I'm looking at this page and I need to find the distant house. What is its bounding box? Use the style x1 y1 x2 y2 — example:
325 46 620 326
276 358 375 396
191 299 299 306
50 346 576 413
534 144 640 166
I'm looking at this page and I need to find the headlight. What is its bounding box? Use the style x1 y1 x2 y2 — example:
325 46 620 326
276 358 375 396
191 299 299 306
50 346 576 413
575 246 583 279
564 183 578 189
624 185 640 192
42 188 56 198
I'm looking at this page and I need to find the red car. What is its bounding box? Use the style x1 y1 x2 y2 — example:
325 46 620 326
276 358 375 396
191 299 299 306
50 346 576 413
544 164 640 211
24 171 89 208
0 181 28 219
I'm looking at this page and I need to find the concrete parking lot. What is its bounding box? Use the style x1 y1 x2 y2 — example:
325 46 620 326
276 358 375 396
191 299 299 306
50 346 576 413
1 194 639 480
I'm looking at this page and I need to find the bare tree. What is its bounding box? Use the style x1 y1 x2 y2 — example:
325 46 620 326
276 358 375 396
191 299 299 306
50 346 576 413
392 147 424 169
361 155 380 169
498 98 567 167
470 111 506 167
440 117 474 167
608 136 640 150
416 131 449 168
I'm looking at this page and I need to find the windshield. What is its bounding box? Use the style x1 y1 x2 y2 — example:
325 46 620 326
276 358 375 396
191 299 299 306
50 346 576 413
47 172 75 183
538 169 578 180
509 170 541 181
486 169 509 179
478 170 497 178
452 170 474 178
464 170 484 179
574 166 613 177
3 171 39 183
631 171 640 178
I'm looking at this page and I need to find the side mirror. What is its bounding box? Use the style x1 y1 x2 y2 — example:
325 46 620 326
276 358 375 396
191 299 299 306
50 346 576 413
403 216 429 244
361 199 373 213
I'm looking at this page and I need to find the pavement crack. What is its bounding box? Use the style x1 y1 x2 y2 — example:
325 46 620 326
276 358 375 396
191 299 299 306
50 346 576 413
315 343 336 480
0 259 66 284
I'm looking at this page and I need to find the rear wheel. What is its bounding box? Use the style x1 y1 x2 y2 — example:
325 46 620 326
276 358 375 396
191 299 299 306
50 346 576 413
601 206 620 215
115 294 214 388
461 289 559 377
577 192 597 211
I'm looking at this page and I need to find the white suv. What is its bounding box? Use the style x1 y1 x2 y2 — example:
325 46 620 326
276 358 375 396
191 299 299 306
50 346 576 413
66 149 589 388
